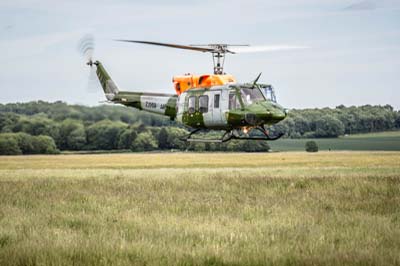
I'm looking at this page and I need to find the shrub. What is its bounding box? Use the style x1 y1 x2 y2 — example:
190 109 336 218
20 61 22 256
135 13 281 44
31 135 59 154
118 128 137 149
14 132 34 154
305 141 318 152
131 131 158 152
0 134 22 155
158 127 169 149
86 120 127 150
59 119 86 150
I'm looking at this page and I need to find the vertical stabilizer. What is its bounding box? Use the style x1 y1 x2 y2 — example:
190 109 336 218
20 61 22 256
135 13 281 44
93 61 119 100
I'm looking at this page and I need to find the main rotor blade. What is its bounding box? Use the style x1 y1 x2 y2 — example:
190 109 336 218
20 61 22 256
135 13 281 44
229 45 308 53
115 40 215 53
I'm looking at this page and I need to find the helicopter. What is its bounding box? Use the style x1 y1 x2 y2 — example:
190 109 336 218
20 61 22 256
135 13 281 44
80 36 292 142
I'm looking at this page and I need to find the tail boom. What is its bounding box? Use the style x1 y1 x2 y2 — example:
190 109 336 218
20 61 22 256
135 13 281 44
113 92 177 120
93 60 177 120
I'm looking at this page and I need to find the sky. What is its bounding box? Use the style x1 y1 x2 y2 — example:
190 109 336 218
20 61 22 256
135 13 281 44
0 0 399 109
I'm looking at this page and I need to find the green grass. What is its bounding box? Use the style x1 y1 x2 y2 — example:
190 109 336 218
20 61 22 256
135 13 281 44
269 131 400 151
0 152 399 265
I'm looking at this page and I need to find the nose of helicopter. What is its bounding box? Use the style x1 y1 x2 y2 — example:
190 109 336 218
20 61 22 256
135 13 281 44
258 101 287 123
272 107 287 120
231 101 287 127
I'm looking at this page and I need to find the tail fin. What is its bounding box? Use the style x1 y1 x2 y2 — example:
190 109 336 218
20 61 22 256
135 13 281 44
94 61 119 101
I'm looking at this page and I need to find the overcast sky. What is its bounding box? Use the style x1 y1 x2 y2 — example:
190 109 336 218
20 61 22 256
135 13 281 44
1 0 399 109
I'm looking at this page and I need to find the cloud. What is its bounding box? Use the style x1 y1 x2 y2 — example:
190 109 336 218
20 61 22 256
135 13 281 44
343 0 377 11
343 0 400 11
0 29 90 61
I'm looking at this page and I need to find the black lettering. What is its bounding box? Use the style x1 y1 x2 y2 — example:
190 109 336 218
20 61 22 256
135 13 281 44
145 102 157 108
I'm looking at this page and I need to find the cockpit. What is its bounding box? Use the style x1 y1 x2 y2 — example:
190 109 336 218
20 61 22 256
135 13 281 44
228 84 277 109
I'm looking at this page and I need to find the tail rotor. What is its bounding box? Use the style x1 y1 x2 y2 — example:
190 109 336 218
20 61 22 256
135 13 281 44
77 34 98 93
78 34 95 65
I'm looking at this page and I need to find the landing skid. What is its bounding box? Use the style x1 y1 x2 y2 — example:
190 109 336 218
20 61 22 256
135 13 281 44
180 126 284 143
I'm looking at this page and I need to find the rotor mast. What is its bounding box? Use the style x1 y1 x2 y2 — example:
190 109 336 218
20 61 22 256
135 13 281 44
209 44 228 75
191 44 248 75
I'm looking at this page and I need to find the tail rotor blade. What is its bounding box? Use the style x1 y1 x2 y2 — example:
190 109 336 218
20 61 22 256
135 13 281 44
77 34 99 93
77 34 95 63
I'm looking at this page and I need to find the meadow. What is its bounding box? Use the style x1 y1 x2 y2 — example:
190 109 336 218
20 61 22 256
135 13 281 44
0 152 399 265
269 131 400 151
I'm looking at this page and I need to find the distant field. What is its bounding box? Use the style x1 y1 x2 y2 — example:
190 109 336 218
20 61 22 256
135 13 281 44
0 152 400 265
270 131 400 151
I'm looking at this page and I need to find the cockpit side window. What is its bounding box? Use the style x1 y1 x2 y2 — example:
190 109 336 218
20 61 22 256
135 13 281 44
229 92 240 110
260 85 277 103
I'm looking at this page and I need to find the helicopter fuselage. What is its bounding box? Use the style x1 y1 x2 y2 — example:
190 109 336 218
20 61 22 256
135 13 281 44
112 84 286 131
95 60 287 138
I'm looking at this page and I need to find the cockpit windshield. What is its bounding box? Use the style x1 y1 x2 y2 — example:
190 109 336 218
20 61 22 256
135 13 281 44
228 85 277 109
229 85 266 109
239 87 265 105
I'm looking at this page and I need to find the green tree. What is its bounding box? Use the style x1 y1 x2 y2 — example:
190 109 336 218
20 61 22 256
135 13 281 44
241 140 270 152
396 112 400 129
131 131 158 152
31 135 59 154
315 115 345 138
0 134 22 155
158 127 169 149
0 113 19 133
293 116 309 136
118 128 138 149
86 120 127 150
166 127 188 150
14 132 34 154
67 127 86 150
59 119 86 150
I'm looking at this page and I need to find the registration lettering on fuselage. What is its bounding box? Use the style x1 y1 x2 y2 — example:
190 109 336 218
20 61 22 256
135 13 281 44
141 96 170 114
144 102 167 109
145 102 157 108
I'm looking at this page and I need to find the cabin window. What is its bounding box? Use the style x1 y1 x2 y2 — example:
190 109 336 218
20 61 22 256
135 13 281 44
229 93 240 109
214 94 220 108
199 95 208 113
188 96 196 114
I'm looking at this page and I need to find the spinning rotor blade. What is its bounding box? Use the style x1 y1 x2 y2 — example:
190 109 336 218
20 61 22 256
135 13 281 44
229 45 308 53
115 40 215 53
77 34 100 93
77 34 95 63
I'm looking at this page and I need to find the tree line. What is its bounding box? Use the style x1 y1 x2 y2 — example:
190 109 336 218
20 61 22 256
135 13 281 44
271 104 400 138
0 101 399 155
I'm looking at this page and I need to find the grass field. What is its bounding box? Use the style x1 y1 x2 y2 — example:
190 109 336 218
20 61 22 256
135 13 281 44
269 131 400 151
0 152 400 265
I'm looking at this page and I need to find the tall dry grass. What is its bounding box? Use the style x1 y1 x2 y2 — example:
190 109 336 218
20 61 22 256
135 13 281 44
0 152 399 265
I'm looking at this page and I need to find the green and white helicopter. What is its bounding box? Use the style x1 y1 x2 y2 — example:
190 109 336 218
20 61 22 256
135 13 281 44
80 36 291 142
